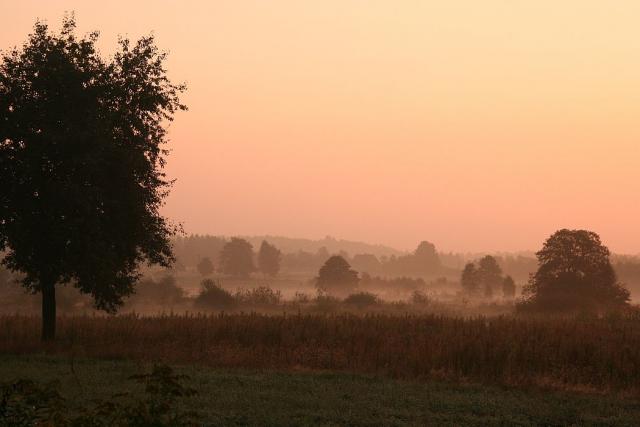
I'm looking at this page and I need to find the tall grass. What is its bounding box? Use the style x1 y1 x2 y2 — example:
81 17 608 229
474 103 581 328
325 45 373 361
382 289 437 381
2 313 640 392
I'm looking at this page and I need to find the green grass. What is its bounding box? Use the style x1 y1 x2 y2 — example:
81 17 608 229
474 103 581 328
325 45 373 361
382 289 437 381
1 355 639 426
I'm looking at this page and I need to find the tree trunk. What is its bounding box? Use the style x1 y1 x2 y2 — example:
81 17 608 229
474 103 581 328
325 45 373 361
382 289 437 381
41 281 56 341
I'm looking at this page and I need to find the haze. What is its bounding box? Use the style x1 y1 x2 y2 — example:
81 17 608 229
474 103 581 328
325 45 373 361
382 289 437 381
3 1 639 253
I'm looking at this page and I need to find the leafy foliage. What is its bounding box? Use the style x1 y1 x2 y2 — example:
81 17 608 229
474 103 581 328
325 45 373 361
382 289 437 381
219 238 255 278
194 279 236 310
0 365 199 426
257 240 282 277
520 229 630 313
461 256 506 298
0 16 185 338
316 255 359 295
343 292 379 308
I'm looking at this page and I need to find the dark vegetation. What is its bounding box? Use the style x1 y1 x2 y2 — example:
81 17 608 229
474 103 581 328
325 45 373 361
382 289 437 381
0 362 199 426
0 17 185 340
4 355 640 426
3 313 640 393
519 229 630 313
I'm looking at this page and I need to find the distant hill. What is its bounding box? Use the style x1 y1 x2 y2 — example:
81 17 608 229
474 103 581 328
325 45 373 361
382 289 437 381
237 235 404 258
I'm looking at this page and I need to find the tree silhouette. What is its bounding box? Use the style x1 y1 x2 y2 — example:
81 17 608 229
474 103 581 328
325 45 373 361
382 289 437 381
477 256 503 298
460 256 504 298
414 241 441 271
196 257 215 277
460 263 479 295
0 17 185 340
316 255 359 295
219 238 255 278
520 229 630 313
502 275 516 299
257 241 281 277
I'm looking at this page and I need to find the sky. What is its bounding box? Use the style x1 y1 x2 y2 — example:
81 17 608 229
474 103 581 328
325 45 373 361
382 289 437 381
2 1 640 253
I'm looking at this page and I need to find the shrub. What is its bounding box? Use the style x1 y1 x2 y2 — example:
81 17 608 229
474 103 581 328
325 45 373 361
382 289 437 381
0 365 199 426
344 292 379 309
195 279 236 311
234 286 282 307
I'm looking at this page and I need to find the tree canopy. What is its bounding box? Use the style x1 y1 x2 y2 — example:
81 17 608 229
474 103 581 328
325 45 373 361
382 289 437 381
0 17 185 339
460 255 505 298
519 229 630 313
219 238 255 278
257 240 281 277
316 255 359 295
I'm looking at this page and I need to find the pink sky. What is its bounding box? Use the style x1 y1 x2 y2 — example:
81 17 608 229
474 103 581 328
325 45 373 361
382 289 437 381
3 1 640 253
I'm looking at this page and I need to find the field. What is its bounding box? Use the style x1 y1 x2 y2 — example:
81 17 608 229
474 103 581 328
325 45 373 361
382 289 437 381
3 313 640 393
2 354 640 426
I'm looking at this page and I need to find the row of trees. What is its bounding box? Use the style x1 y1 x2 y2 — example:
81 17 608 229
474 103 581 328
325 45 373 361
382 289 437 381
197 239 282 278
459 229 631 313
461 256 516 299
190 240 446 278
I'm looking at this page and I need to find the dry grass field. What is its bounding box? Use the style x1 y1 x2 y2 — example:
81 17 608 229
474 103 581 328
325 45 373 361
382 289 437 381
3 313 640 393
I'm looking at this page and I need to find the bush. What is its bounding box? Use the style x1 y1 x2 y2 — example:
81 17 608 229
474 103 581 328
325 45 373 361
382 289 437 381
344 292 379 309
234 286 282 307
0 365 199 426
194 279 236 311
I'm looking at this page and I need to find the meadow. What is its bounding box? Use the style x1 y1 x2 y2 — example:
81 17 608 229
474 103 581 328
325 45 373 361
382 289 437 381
2 354 640 426
3 313 640 393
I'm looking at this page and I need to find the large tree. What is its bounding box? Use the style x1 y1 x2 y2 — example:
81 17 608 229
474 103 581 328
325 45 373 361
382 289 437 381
257 240 281 277
520 229 630 313
219 238 255 278
316 255 359 295
0 17 185 340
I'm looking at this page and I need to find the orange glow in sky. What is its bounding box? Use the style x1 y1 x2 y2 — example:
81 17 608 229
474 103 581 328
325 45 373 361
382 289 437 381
3 1 640 253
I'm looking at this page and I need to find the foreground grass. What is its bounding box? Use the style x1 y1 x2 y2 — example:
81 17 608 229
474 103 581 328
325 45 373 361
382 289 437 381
1 354 640 426
3 313 640 392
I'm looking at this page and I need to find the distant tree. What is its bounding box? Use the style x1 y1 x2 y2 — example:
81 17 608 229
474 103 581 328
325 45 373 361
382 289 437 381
316 255 359 295
196 257 215 277
351 253 381 274
219 238 255 278
381 240 441 277
414 241 441 271
194 278 236 311
257 241 281 277
519 229 630 313
477 256 503 297
461 263 479 295
0 18 185 340
344 292 379 309
502 275 516 299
